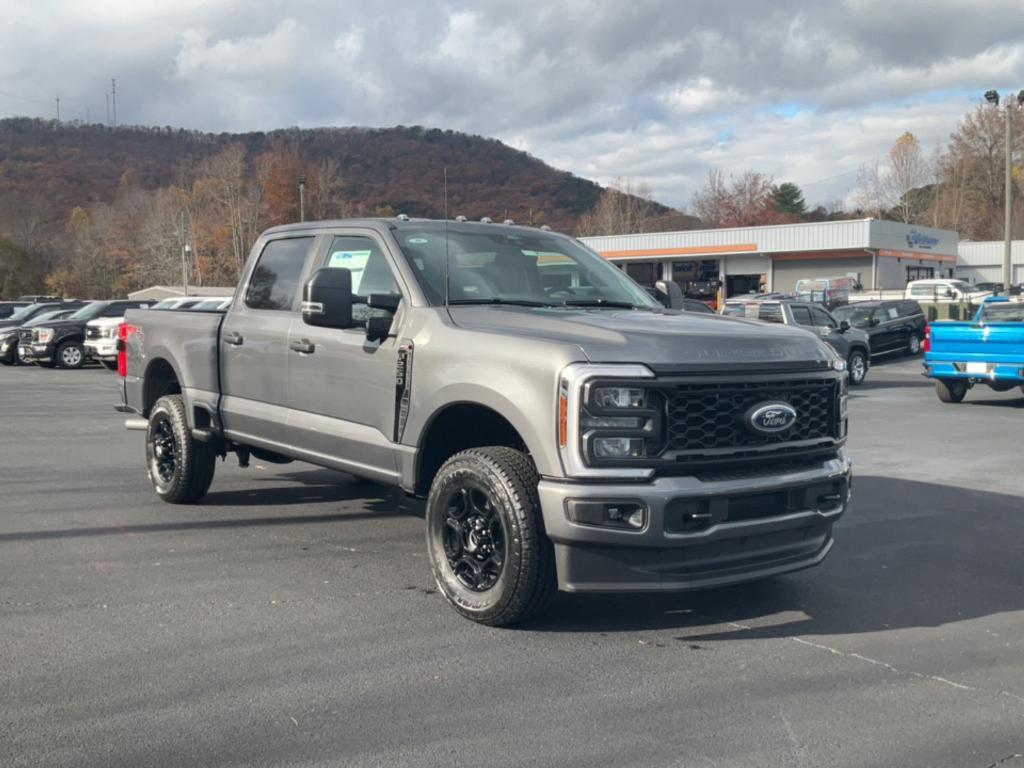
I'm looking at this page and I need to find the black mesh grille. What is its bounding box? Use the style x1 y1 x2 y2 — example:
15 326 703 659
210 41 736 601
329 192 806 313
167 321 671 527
664 378 837 453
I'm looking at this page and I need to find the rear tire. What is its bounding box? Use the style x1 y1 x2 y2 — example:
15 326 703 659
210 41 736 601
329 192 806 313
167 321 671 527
56 340 85 369
935 379 967 403
145 395 216 503
847 349 868 386
426 446 556 626
907 334 921 355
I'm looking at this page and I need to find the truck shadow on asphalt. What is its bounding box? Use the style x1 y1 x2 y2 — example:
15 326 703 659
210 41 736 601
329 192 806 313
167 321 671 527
531 475 1024 639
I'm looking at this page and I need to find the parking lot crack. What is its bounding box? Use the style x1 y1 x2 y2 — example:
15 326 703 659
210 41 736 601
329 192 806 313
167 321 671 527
724 621 1024 717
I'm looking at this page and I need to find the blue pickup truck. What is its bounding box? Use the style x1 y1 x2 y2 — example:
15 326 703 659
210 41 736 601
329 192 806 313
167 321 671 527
924 297 1024 403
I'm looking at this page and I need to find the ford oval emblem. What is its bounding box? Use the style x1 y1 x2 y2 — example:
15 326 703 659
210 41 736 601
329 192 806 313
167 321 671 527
744 401 797 434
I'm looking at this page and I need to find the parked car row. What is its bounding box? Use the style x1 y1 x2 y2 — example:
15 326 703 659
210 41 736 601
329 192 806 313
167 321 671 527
0 296 232 369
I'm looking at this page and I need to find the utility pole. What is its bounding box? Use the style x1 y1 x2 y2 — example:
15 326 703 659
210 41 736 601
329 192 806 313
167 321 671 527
106 93 110 124
111 78 117 127
299 174 306 222
180 211 190 297
55 95 60 122
1005 102 1013 293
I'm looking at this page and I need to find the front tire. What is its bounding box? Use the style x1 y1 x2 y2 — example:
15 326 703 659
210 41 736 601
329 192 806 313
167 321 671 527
935 379 967 403
847 349 868 386
145 395 216 503
56 340 85 369
426 446 555 626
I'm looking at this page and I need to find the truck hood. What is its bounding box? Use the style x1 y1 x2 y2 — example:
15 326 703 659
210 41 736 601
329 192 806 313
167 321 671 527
448 306 835 370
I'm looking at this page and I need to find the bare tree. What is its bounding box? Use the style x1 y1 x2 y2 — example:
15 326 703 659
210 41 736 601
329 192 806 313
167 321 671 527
691 169 780 227
854 133 933 223
577 178 659 236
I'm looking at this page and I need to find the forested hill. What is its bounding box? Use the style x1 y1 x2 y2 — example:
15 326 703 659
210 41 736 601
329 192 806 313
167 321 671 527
0 118 667 232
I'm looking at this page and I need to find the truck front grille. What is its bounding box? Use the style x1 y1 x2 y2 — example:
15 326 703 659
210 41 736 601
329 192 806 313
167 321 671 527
18 329 32 343
663 377 838 455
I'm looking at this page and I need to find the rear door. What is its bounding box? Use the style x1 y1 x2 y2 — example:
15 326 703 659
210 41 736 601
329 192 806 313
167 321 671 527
871 304 903 353
284 230 407 482
806 305 849 354
220 235 318 446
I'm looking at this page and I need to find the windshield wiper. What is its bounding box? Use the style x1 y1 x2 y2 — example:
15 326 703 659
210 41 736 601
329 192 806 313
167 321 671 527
561 299 643 309
448 298 555 308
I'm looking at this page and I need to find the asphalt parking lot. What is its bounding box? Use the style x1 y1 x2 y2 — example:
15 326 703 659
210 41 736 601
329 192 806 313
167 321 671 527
1 359 1022 768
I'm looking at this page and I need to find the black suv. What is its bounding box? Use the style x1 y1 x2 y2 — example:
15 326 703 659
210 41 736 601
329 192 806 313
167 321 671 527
832 300 927 357
23 300 148 369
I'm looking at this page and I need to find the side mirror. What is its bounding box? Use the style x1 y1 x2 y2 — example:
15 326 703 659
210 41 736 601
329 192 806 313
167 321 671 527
654 279 685 309
367 293 402 313
302 268 353 328
869 317 880 327
839 320 851 333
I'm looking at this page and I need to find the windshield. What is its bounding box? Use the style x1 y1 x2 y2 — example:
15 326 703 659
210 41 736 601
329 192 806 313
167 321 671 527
980 303 1024 322
832 306 875 328
6 303 50 322
395 225 659 309
26 310 67 325
65 302 104 321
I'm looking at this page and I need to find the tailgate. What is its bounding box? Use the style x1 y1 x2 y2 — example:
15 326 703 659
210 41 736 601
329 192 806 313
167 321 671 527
928 322 1024 364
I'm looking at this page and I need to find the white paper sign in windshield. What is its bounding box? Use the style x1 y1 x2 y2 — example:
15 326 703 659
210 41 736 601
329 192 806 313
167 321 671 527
328 250 372 293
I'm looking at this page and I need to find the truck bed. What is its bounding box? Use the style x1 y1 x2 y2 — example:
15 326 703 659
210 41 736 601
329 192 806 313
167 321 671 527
123 308 226 415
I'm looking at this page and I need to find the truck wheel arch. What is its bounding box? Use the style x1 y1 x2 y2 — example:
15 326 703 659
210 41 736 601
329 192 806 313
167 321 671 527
142 357 183 417
414 402 533 497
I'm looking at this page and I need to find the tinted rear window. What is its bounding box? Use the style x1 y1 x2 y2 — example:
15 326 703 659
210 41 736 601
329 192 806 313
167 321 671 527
757 304 783 324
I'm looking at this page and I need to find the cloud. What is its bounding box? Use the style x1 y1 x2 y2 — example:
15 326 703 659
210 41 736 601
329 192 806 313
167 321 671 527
2 0 1023 209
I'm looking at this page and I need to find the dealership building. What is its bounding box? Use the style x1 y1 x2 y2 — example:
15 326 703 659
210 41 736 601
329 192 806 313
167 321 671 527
955 240 1024 285
580 218 959 298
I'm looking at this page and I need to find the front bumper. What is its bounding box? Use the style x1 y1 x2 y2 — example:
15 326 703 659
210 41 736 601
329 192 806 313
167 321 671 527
538 455 852 592
23 343 54 363
84 341 117 360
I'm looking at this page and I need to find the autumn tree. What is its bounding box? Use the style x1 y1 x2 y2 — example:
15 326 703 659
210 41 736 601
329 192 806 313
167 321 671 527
855 132 933 223
929 104 1024 239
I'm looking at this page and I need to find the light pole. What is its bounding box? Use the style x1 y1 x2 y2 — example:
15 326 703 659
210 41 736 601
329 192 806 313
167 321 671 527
985 89 1024 293
299 174 306 222
180 210 191 296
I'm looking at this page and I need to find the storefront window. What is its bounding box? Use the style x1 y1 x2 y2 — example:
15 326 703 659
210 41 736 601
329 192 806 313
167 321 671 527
625 262 658 287
672 260 720 300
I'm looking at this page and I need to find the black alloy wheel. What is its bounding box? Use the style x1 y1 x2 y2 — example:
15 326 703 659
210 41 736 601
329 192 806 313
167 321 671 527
145 394 216 503
426 446 556 626
441 485 507 592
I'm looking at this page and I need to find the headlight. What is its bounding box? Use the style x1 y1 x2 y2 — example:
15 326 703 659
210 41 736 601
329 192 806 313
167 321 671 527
105 327 118 338
35 328 54 343
593 386 646 409
558 363 660 479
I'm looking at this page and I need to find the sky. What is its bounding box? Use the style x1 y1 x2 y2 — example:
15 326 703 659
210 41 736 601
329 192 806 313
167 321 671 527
2 0 1024 210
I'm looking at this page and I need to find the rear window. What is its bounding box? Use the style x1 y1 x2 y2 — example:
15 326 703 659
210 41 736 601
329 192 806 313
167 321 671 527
757 304 784 324
722 303 746 317
980 303 1024 322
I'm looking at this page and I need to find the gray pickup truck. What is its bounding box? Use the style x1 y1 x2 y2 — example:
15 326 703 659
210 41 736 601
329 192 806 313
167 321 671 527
118 218 852 626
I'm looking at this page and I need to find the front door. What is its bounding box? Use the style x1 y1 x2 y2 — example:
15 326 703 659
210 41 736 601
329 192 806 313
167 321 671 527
285 231 407 483
220 235 317 445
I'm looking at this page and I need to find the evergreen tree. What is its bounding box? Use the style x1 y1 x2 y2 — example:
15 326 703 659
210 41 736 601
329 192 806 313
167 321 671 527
771 182 807 217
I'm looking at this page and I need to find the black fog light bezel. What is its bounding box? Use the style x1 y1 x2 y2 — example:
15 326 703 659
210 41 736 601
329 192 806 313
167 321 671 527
565 499 649 532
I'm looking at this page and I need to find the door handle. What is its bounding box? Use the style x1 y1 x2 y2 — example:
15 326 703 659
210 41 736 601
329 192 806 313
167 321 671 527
224 331 244 346
289 339 315 354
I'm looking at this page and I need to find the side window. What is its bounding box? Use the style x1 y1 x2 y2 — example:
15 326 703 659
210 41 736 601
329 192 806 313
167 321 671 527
872 308 887 325
901 301 923 318
325 235 397 296
757 304 783 324
101 302 129 317
790 305 814 326
811 307 836 328
245 237 314 311
325 235 399 323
